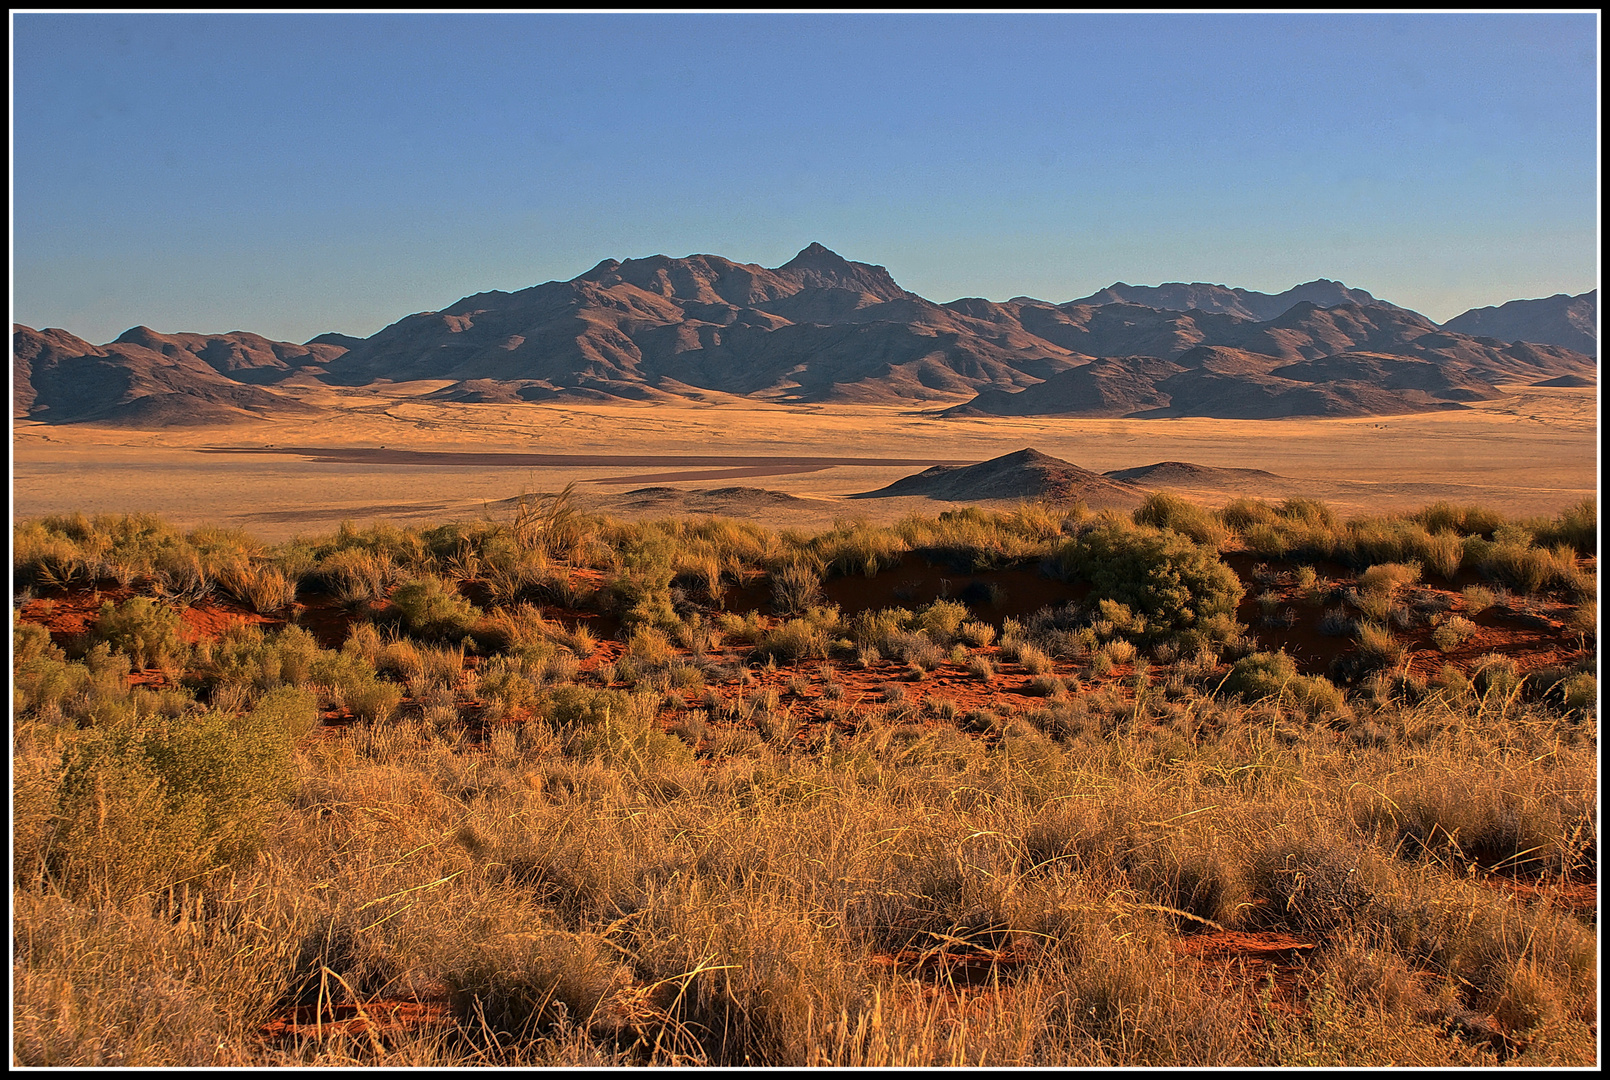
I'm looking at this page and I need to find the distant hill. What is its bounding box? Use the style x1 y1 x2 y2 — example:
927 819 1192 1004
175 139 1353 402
1104 461 1286 485
942 304 1592 419
1068 278 1400 321
13 324 326 425
14 245 1597 424
1442 291 1596 357
850 448 1141 506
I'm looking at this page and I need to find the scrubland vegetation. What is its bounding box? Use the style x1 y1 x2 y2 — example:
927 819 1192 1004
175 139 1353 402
11 491 1598 1066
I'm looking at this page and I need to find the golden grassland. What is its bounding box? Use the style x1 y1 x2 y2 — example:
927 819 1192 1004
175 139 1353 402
10 487 1598 1067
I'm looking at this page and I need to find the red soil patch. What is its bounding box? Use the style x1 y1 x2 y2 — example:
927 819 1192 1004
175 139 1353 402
1174 929 1316 1016
17 586 137 645
868 942 1035 987
257 999 451 1044
178 598 282 642
289 591 357 649
1480 874 1597 919
18 586 282 649
816 557 1088 626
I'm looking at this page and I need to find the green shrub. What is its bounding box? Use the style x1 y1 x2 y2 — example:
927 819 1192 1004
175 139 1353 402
1431 615 1477 653
1217 497 1279 532
1412 501 1507 538
90 597 188 671
1566 598 1596 638
770 561 824 615
957 620 996 647
625 625 676 668
1224 651 1346 716
916 599 970 646
192 624 322 699
246 684 320 741
1242 523 1290 559
1557 673 1596 711
543 687 693 769
390 576 483 640
214 558 296 614
309 647 401 721
1357 562 1421 594
1471 654 1522 700
1531 497 1596 555
752 618 831 663
1354 621 1404 668
1057 520 1243 644
24 702 297 903
1420 531 1465 580
1278 498 1340 530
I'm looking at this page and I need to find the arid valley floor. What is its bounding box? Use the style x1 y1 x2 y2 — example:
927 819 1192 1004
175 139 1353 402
13 381 1597 536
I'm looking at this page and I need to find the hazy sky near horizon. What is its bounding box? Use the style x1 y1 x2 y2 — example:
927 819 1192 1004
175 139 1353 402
12 11 1600 343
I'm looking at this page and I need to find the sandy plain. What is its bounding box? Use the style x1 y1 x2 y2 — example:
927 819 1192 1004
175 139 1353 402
11 381 1598 542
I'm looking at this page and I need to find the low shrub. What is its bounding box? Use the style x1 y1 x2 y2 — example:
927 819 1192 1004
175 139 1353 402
752 618 831 663
90 597 188 671
396 576 483 641
1354 621 1405 668
1431 615 1477 653
770 561 824 616
1224 651 1346 716
20 695 301 903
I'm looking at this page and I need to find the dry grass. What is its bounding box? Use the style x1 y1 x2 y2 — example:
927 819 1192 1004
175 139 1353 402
11 500 1599 1067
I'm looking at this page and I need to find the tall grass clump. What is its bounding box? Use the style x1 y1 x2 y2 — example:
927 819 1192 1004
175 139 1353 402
1134 492 1229 548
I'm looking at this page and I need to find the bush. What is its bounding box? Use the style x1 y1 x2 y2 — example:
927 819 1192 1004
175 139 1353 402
957 620 996 647
916 599 970 646
1357 562 1421 594
1016 644 1055 674
90 597 187 671
192 624 322 699
1557 673 1596 711
541 687 692 769
214 558 297 614
752 618 831 663
1057 520 1243 645
1224 651 1346 716
1432 615 1477 653
1217 497 1279 532
1413 501 1507 538
1531 497 1596 555
23 700 298 903
390 576 483 640
1354 621 1404 668
770 561 824 616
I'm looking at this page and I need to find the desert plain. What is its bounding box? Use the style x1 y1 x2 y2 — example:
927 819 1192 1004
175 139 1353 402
12 378 1597 538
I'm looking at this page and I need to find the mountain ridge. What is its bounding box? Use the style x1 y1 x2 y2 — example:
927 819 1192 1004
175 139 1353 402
13 245 1596 425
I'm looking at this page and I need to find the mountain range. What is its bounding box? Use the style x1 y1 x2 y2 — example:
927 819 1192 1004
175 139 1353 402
13 244 1596 425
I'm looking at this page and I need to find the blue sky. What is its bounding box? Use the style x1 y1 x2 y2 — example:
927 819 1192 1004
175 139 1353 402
11 11 1599 343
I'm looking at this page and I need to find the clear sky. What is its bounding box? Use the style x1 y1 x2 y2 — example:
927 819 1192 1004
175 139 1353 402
10 11 1600 344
